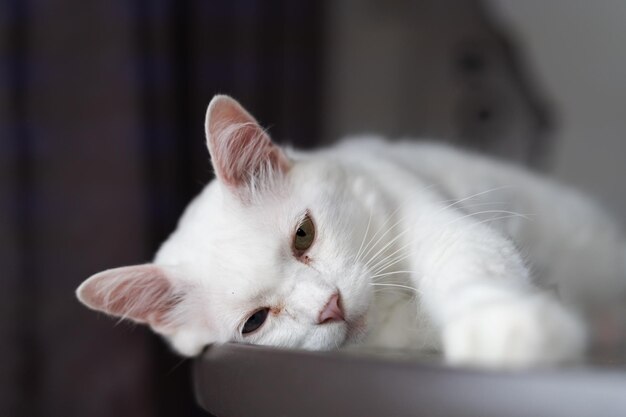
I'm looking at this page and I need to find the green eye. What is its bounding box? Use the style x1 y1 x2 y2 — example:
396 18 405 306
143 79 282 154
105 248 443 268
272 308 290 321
294 215 315 254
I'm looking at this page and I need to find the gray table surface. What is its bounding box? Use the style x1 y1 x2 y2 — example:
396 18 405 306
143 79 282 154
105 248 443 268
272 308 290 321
194 343 626 417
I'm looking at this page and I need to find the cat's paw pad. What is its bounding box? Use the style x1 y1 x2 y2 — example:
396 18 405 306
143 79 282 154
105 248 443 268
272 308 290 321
442 295 586 368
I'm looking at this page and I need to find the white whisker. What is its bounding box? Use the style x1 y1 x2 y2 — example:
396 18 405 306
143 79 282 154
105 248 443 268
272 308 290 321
357 183 436 264
373 252 413 275
472 214 533 227
370 282 421 293
458 201 507 210
443 209 532 228
436 185 514 214
364 226 413 270
371 270 416 279
367 240 413 273
354 210 373 263
359 214 406 265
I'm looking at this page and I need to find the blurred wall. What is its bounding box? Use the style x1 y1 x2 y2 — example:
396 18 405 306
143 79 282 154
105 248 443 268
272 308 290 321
322 0 553 168
492 0 626 222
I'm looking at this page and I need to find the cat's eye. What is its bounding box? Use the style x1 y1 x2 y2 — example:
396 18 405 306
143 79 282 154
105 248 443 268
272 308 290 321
293 214 315 254
242 308 269 335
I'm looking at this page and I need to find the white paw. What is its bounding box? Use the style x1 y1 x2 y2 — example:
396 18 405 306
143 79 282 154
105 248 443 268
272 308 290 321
442 294 586 368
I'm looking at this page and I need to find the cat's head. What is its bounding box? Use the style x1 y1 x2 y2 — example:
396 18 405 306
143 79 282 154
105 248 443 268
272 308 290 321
76 95 378 356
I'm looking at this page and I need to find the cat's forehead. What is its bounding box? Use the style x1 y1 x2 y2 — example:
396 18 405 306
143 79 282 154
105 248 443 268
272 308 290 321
210 216 285 259
195 190 295 261
215 195 296 238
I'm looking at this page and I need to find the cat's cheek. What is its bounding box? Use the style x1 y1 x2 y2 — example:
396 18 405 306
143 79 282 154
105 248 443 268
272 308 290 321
345 314 369 344
165 328 213 357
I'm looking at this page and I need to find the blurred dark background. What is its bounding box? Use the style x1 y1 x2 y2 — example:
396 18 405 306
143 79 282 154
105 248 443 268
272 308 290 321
1 0 624 416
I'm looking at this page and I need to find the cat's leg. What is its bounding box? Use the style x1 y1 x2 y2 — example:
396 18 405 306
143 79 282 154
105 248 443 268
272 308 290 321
406 202 586 367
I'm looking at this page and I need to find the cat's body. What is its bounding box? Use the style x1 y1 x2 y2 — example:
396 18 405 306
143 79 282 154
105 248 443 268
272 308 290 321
77 96 626 367
312 138 625 353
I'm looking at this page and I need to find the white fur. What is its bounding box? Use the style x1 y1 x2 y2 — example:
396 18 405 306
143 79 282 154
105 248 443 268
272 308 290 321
153 134 625 366
78 97 626 368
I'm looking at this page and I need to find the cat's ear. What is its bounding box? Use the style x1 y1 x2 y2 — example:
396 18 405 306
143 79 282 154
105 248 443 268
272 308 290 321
204 95 290 195
76 264 183 331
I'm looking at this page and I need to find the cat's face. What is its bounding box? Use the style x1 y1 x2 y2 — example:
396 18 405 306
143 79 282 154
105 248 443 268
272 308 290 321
76 96 376 356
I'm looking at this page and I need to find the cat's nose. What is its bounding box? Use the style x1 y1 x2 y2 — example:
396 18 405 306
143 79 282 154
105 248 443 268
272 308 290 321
317 293 344 324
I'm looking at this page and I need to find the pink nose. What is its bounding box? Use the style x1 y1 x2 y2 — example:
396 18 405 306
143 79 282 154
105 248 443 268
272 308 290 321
317 293 345 324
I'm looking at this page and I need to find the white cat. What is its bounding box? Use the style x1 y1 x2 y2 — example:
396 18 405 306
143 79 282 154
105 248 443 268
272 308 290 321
76 95 626 367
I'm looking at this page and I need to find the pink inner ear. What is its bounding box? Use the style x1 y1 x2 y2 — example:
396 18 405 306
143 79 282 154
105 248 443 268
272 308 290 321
77 265 181 328
205 95 290 191
209 95 256 127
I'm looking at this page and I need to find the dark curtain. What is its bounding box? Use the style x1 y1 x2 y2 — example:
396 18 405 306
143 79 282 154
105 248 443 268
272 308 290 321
0 1 324 416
